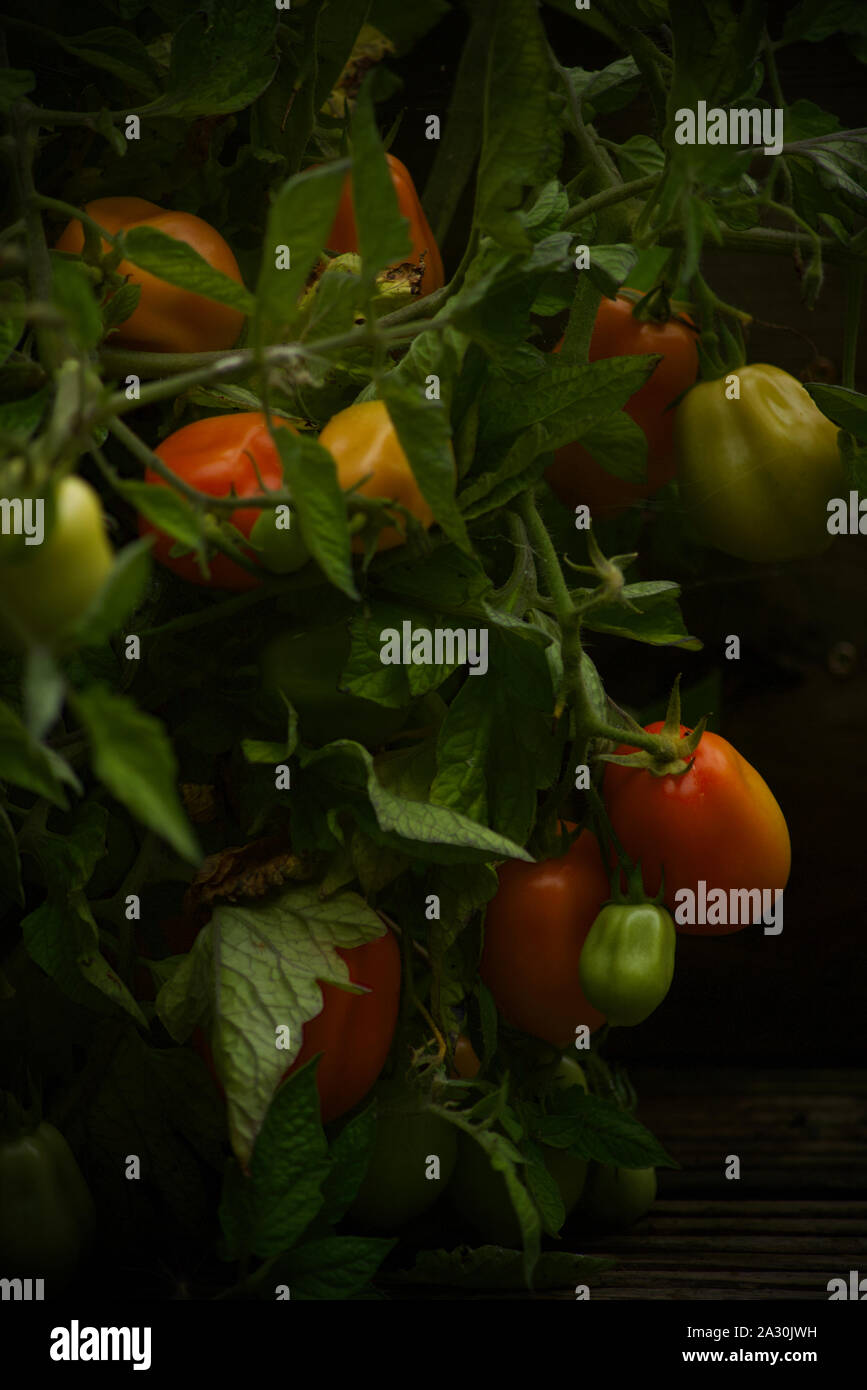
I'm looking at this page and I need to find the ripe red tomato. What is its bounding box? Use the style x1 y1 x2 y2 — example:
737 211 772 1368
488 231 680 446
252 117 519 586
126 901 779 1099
327 154 445 297
191 929 400 1125
603 724 791 935
284 929 401 1122
480 829 611 1048
545 292 698 518
139 411 298 589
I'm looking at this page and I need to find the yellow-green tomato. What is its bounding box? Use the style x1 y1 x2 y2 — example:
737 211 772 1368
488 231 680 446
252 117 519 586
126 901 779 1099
577 1163 657 1231
347 1080 458 1233
249 507 309 574
675 364 844 562
0 476 112 648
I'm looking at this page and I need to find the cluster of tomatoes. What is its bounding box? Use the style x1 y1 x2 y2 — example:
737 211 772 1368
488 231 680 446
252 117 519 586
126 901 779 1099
6 152 812 1255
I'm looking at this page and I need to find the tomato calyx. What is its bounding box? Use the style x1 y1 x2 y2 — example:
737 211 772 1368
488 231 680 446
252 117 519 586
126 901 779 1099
600 675 706 778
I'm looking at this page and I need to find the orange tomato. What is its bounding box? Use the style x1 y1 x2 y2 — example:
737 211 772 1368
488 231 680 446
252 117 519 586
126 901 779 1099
139 412 297 589
603 724 792 935
55 196 245 352
319 398 439 553
327 154 444 297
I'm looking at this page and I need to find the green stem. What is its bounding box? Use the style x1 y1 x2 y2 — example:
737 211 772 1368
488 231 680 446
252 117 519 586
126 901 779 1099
561 174 656 230
552 51 620 193
763 32 785 108
99 320 434 384
842 266 863 390
660 224 856 263
6 95 69 369
622 25 667 128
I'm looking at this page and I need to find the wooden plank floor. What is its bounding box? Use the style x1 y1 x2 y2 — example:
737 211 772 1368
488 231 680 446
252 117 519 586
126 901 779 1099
575 1068 867 1300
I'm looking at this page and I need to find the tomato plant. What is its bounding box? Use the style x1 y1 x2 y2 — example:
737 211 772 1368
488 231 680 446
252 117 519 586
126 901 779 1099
480 829 611 1047
448 1057 589 1248
55 197 246 353
545 292 698 517
2 0 860 1311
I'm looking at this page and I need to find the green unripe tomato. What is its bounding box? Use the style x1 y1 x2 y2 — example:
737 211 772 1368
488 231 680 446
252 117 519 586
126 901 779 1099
348 1080 458 1233
259 621 410 747
0 476 112 649
675 364 844 563
0 1120 95 1285
553 1056 588 1092
577 1163 657 1231
579 902 676 1027
249 506 309 574
449 1133 587 1249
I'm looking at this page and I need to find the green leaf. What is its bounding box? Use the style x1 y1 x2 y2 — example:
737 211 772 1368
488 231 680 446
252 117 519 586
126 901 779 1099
57 27 159 96
378 378 471 553
0 700 69 806
0 389 50 450
157 886 390 1166
320 1104 378 1225
276 1234 395 1299
584 244 639 298
477 355 659 452
0 802 23 908
303 740 535 865
121 227 254 313
422 2 490 245
568 57 642 117
575 411 648 486
369 0 451 52
50 256 102 351
348 80 412 280
272 428 357 600
0 70 35 112
0 283 25 365
142 0 279 118
583 583 702 649
253 162 348 346
805 383 867 440
69 540 152 649
70 686 200 863
241 1064 331 1258
783 0 867 43
430 629 563 845
534 1090 678 1169
475 0 563 250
